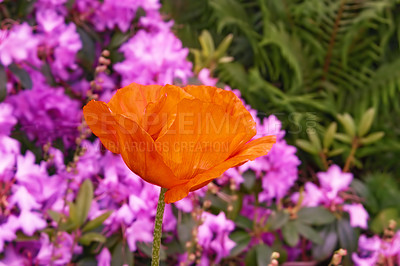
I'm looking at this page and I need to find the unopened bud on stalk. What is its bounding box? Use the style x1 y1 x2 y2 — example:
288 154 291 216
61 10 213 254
329 249 347 266
99 56 111 66
188 254 196 261
101 50 110 57
271 252 280 259
203 200 211 209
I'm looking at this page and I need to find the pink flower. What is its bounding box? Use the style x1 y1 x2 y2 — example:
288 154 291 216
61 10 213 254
36 232 81 265
343 203 369 229
317 165 353 203
17 210 46 236
259 140 300 201
292 182 325 207
0 23 38 66
114 29 192 85
126 219 154 251
0 216 19 252
352 235 380 266
381 231 400 257
256 115 285 140
97 248 111 266
8 186 41 211
198 68 218 86
197 212 236 264
0 103 17 135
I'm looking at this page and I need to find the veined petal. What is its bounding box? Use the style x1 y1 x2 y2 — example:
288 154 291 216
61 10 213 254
83 100 119 153
155 98 256 181
108 82 163 124
164 135 276 203
143 84 194 140
113 114 186 189
183 85 255 130
183 85 256 154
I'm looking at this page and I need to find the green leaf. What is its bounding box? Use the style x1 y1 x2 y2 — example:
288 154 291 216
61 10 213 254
244 244 257 266
111 240 134 266
242 171 256 191
307 130 322 151
199 30 215 58
213 33 233 60
244 243 273 266
229 231 252 256
16 231 39 241
77 27 96 69
282 221 299 247
337 218 358 254
297 207 335 225
109 31 130 49
358 108 375 137
312 224 338 261
266 210 289 230
256 244 273 266
0 64 7 102
370 208 399 234
323 122 337 149
59 220 77 232
8 63 32 89
177 217 195 244
47 210 63 222
82 211 112 233
337 113 356 137
334 133 352 144
228 192 243 220
294 222 322 244
76 258 97 266
359 131 384 145
296 139 318 154
41 62 56 87
79 232 106 245
327 148 345 157
137 241 166 261
67 201 79 229
235 215 253 229
75 179 94 227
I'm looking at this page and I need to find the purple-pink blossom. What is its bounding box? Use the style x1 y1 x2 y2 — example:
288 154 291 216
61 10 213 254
197 212 236 265
343 203 369 229
114 29 192 85
8 85 82 147
0 23 38 66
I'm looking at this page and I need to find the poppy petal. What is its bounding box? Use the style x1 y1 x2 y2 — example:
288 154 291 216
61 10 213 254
83 100 120 153
143 84 193 140
155 98 255 181
183 85 255 132
108 82 163 123
113 114 186 189
164 135 276 203
183 85 256 154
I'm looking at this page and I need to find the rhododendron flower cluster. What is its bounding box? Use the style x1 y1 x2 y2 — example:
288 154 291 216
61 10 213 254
293 165 369 229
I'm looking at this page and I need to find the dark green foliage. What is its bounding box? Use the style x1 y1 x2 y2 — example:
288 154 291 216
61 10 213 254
163 0 400 175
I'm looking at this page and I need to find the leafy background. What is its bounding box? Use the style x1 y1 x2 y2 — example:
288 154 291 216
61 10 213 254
163 0 400 174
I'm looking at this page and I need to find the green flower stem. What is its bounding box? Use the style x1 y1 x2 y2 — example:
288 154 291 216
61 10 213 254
151 187 167 266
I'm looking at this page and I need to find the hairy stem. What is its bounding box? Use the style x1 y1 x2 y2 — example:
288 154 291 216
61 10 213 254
151 187 167 266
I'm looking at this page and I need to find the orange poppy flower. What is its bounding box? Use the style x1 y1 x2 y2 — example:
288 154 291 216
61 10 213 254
83 83 276 203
